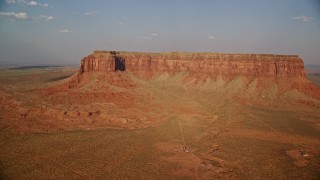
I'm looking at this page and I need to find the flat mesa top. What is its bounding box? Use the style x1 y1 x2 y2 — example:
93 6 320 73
92 50 299 58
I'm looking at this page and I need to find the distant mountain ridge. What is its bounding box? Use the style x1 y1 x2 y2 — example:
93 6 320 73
305 64 320 74
9 66 62 70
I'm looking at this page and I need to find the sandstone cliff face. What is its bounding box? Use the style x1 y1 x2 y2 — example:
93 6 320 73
77 50 319 99
80 51 305 78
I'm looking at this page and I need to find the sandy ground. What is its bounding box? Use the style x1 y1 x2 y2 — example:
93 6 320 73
0 68 320 179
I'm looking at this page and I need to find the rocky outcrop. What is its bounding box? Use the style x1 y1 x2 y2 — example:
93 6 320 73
80 51 305 78
2 51 319 133
76 50 319 99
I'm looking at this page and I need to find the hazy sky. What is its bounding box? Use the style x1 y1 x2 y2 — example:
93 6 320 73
0 0 320 65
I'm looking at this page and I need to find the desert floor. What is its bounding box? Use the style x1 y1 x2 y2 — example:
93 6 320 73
0 67 319 179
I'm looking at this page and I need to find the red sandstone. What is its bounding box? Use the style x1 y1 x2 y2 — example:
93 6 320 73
76 51 319 99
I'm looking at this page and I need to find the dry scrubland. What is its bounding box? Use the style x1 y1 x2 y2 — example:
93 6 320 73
0 67 320 179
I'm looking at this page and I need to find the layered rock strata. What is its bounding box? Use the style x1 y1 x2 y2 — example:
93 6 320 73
81 51 305 78
75 50 319 99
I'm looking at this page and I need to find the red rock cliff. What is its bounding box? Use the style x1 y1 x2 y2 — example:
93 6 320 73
80 51 305 78
77 50 319 99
